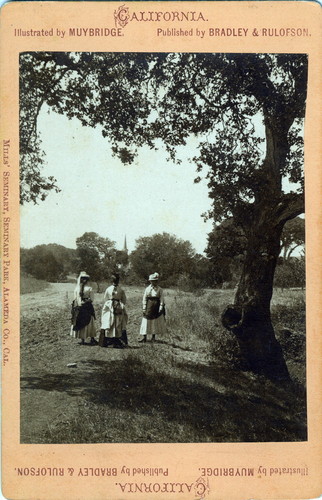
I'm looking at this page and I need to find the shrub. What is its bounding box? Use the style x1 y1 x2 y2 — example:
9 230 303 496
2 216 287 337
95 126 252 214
176 274 204 293
274 258 305 289
271 296 305 334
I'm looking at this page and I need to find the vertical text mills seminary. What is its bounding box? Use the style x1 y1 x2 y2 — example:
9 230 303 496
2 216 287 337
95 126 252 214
3 139 10 328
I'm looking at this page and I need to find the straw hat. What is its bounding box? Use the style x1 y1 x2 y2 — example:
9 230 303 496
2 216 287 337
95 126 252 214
149 272 159 281
79 271 90 279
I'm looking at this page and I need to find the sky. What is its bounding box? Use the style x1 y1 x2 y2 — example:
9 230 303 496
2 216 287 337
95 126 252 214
20 106 213 254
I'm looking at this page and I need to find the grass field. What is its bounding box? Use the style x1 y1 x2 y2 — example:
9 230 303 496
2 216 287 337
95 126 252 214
20 279 306 444
20 272 51 294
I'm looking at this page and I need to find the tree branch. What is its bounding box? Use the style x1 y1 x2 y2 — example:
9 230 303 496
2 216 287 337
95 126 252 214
275 193 304 225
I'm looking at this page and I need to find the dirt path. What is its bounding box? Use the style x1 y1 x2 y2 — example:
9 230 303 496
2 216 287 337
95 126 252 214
21 282 75 310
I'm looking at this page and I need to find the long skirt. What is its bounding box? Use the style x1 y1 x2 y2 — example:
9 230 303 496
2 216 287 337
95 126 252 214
70 301 96 340
70 317 96 340
101 313 125 338
140 315 166 336
140 296 166 336
101 300 128 338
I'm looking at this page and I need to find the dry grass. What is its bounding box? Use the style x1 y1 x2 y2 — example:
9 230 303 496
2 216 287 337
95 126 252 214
20 272 51 294
35 287 307 444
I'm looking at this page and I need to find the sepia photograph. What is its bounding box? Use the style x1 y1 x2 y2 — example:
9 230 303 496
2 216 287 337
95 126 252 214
19 51 307 445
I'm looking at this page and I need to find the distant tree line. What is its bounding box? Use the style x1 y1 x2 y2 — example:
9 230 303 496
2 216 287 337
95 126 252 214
21 218 304 290
21 244 77 282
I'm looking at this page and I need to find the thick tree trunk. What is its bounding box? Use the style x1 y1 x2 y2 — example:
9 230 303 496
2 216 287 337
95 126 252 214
220 115 304 381
222 217 290 381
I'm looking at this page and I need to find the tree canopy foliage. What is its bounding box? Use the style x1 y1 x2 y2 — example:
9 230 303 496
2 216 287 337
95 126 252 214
21 245 66 282
280 217 305 261
206 216 305 285
20 52 306 215
205 219 246 286
130 232 196 286
274 255 305 290
75 232 118 285
206 219 247 260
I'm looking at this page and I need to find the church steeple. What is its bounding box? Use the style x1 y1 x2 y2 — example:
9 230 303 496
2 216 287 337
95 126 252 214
123 235 128 254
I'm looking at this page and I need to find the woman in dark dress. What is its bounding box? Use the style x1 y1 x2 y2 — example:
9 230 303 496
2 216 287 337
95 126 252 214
70 271 97 345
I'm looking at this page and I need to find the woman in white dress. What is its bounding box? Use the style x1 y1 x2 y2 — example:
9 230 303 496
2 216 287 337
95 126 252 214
99 273 128 348
139 272 166 343
70 271 97 345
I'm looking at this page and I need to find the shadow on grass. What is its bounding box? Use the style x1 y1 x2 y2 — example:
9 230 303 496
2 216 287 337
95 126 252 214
140 338 194 352
175 360 307 422
21 353 307 442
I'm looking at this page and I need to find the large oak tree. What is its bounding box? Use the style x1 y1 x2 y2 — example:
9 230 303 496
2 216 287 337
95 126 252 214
20 52 307 380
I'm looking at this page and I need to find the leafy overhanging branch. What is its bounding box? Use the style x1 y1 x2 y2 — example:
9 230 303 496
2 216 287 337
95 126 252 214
20 52 306 214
